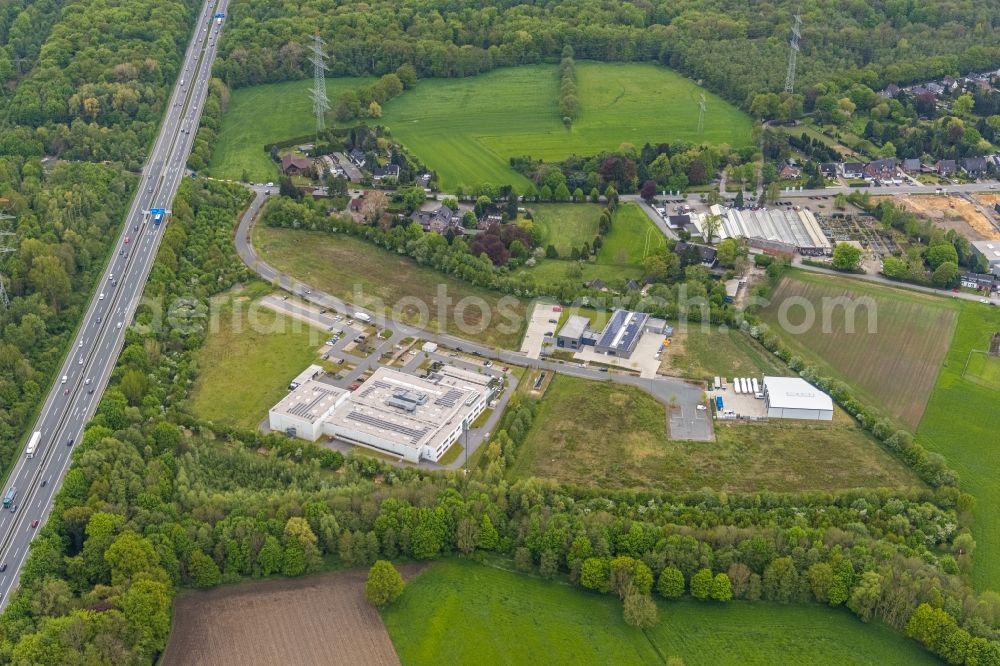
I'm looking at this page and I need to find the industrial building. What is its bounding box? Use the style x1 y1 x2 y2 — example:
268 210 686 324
555 309 670 359
699 205 831 252
972 241 1000 277
556 315 592 350
269 365 497 462
762 376 833 420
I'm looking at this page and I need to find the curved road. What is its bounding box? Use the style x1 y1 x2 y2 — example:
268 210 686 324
0 0 229 608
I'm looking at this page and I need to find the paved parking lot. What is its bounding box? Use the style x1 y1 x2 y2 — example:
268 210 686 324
521 302 561 359
572 332 664 378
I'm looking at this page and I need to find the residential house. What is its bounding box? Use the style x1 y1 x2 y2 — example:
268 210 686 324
819 163 839 178
410 206 456 234
625 279 641 291
862 158 897 181
943 76 957 91
925 82 945 96
416 173 431 189
902 158 921 173
778 163 800 179
935 159 957 176
348 149 366 167
371 164 400 181
349 195 366 214
962 156 988 176
673 241 718 268
840 163 864 179
280 153 312 175
476 213 502 230
878 84 900 98
961 272 997 290
585 278 607 290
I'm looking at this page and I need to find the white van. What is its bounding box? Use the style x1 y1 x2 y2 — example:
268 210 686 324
353 312 372 323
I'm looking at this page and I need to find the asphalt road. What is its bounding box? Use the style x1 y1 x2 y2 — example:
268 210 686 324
0 0 228 608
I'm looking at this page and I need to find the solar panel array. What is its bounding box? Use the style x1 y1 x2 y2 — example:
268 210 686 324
358 380 391 399
286 386 338 421
346 410 429 444
434 388 464 407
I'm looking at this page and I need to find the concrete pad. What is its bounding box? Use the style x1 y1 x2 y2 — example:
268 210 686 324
520 302 561 359
572 331 664 378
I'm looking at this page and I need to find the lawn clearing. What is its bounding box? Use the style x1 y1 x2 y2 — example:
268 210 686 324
964 350 1000 390
516 257 643 286
759 270 957 429
377 63 751 190
189 290 325 431
162 567 421 666
598 202 665 266
254 226 528 349
381 559 937 666
665 325 786 381
509 375 920 493
917 302 1000 591
206 78 372 181
530 204 601 256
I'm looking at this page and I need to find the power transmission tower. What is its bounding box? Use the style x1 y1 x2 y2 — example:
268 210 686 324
309 31 330 136
0 212 16 311
697 93 706 134
784 7 802 94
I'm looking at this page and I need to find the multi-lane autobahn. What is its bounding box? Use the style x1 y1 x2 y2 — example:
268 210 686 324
0 0 228 608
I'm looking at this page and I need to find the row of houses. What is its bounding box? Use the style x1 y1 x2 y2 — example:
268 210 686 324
281 148 403 183
879 70 999 100
819 155 994 181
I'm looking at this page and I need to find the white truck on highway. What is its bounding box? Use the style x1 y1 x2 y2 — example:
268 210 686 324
25 431 40 459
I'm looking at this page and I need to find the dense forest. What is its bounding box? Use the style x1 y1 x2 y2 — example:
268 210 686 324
0 0 199 166
216 0 1000 107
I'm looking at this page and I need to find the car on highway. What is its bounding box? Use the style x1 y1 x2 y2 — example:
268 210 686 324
30 519 38 529
85 377 91 385
67 438 74 447
78 340 83 348
99 293 104 300
8 505 15 514
61 375 67 384
0 563 6 572
78 356 83 365
116 322 122 329
124 236 129 244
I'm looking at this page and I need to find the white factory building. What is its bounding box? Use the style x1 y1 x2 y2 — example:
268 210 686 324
269 365 495 463
762 376 834 420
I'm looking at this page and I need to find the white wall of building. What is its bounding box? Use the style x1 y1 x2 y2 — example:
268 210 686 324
766 406 833 421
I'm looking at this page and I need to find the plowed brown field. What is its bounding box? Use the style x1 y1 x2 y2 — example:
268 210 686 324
161 566 424 666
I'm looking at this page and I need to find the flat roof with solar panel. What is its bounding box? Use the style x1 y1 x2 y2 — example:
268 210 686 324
593 309 649 357
324 365 494 460
270 380 348 424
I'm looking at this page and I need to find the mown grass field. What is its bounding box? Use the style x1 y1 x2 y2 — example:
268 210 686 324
964 351 1000 390
190 287 324 430
509 375 920 493
666 325 786 380
254 226 528 349
206 78 372 181
378 63 752 190
530 204 601 256
598 202 665 266
759 270 957 428
917 303 1000 591
381 559 938 666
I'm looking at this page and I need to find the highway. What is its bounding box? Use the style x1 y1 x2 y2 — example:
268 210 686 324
0 0 229 608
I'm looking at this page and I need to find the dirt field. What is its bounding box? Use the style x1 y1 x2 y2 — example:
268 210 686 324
161 566 424 666
891 194 1000 240
760 273 958 428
